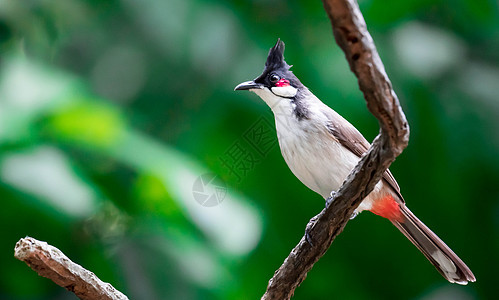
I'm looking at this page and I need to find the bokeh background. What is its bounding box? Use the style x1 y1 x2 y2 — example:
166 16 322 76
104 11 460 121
1 0 498 299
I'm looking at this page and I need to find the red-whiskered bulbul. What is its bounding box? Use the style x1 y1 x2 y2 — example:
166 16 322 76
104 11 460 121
234 39 475 284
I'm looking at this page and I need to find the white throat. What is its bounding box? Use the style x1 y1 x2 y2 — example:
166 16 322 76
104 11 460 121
252 87 296 115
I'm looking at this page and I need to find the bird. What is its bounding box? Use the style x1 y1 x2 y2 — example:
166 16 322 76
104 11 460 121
234 39 475 285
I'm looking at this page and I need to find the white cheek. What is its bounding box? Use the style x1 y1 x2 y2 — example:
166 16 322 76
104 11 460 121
271 86 297 98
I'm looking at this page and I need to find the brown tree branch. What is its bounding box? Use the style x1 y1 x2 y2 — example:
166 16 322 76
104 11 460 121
14 236 128 300
261 0 409 299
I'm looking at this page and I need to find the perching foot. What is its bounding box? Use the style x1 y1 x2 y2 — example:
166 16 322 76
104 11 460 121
325 190 337 209
304 216 318 247
305 228 314 247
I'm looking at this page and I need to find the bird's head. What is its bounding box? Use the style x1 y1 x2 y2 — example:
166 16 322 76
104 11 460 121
235 39 304 108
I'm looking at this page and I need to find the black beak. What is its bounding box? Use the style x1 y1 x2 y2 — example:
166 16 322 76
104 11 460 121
234 81 264 91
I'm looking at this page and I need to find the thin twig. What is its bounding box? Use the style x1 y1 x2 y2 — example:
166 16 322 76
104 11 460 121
14 236 128 300
261 0 409 299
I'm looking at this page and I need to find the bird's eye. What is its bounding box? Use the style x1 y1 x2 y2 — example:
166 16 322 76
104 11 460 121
269 74 280 83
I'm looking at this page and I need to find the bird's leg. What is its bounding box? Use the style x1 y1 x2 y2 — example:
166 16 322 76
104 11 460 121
327 190 358 219
307 191 337 246
304 216 318 247
305 230 314 247
325 190 336 209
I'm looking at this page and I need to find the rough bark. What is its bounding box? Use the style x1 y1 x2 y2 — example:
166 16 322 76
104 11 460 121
261 0 409 299
14 237 128 300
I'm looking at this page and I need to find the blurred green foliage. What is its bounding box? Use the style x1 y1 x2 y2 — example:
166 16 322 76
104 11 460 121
0 0 498 299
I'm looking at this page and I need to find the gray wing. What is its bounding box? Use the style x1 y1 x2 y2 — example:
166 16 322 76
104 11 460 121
325 109 404 202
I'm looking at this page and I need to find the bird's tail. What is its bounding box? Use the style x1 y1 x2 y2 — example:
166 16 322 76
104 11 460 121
391 205 476 284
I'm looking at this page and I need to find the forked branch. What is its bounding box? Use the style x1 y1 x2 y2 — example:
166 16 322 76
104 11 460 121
261 0 409 299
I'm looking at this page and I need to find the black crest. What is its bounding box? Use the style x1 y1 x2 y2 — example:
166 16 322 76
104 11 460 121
265 39 291 71
253 39 304 92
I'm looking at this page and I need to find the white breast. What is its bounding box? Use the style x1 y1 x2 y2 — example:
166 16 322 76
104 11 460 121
253 87 386 213
275 108 357 198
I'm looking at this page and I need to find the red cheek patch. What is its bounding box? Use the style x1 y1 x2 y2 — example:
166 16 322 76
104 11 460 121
275 79 290 87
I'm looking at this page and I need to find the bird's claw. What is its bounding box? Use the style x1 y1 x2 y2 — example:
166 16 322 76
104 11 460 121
304 217 318 247
325 190 337 209
305 229 314 247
